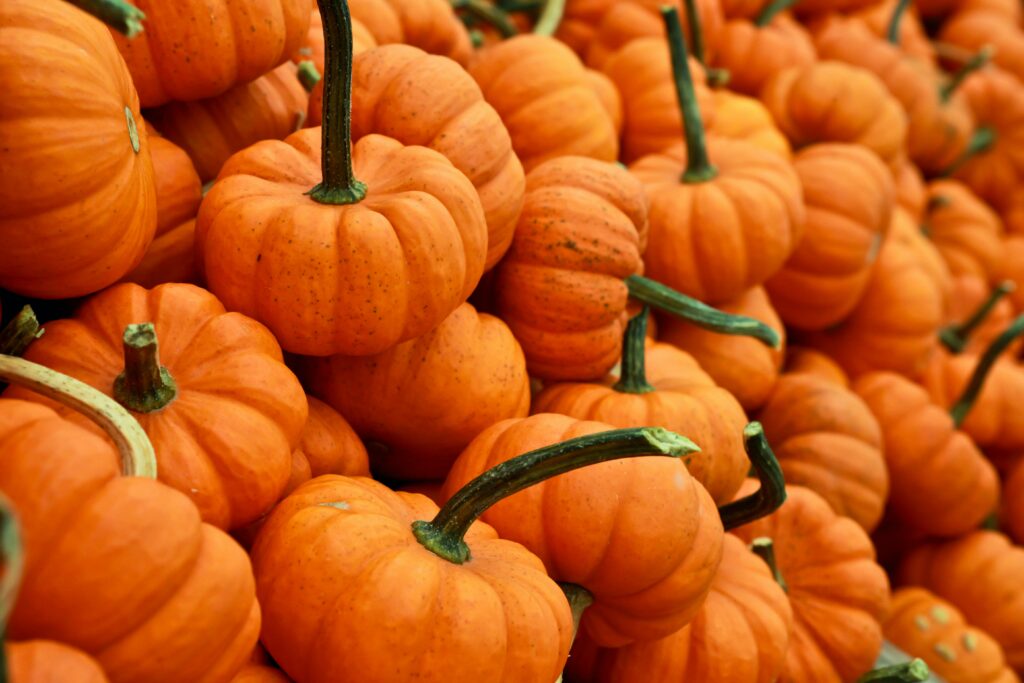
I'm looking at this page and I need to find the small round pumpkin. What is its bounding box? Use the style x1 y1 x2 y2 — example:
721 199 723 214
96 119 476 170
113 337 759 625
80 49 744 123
711 7 817 97
939 10 1024 87
847 0 937 63
894 157 927 222
7 640 112 683
784 347 850 386
350 0 471 65
706 90 792 159
923 180 1004 283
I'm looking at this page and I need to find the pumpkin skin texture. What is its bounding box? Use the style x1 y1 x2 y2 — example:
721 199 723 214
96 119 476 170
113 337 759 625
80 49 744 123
494 156 647 381
853 372 998 536
899 532 1024 672
923 180 1004 282
566 533 793 683
0 399 260 683
765 143 894 331
0 0 158 300
305 303 530 481
111 0 311 107
469 35 618 172
4 282 308 531
440 414 725 648
784 347 850 387
350 0 471 66
197 129 487 357
757 373 888 532
711 13 817 98
348 44 526 271
7 641 110 683
731 483 891 683
884 588 1019 683
707 90 792 160
251 476 573 683
293 396 370 479
761 61 909 169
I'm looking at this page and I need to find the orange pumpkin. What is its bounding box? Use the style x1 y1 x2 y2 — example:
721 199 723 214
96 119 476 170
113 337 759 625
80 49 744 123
586 68 625 135
894 157 927 222
941 276 1017 354
0 0 157 300
766 143 894 331
923 180 1004 282
7 640 111 683
940 10 1024 86
230 664 292 683
1001 460 1024 545
997 235 1024 312
292 8 379 73
784 347 850 386
350 0 471 65
706 90 792 159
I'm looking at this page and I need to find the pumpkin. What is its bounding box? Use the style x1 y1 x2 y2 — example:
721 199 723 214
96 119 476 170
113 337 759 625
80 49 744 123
784 347 850 386
852 371 998 536
346 44 525 271
884 587 1019 683
0 0 157 300
941 277 1017 354
899 531 1024 671
630 7 805 305
707 90 792 160
923 180 1004 282
251 425 699 681
196 0 488 357
939 10 1024 87
765 143 894 331
894 157 927 222
4 282 308 530
293 396 370 480
292 8 376 73
565 533 793 683
304 302 530 481
468 35 618 172
350 0 471 65
533 307 749 504
761 61 909 169
1001 460 1024 545
7 640 111 683
997 236 1024 312
230 664 292 683
0 356 259 683
846 0 937 63
586 68 625 135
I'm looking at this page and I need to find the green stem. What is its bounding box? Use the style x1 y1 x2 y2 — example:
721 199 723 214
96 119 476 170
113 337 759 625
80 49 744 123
500 0 544 11
0 493 22 683
452 0 519 37
113 324 178 414
297 60 321 92
533 0 565 35
612 307 654 394
0 307 42 359
756 0 798 26
857 660 930 683
750 537 788 593
412 428 700 564
307 0 367 204
661 6 717 183
625 275 781 349
939 281 1015 353
682 0 707 66
554 582 593 683
718 422 787 530
950 314 1024 427
887 0 911 45
942 126 996 177
63 0 146 38
941 46 993 102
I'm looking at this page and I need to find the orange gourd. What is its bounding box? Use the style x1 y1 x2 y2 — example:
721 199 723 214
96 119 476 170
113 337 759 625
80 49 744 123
7 641 111 683
350 0 471 65
230 664 292 683
923 180 1004 282
941 277 1017 354
706 90 792 159
847 0 937 64
940 10 1024 86
292 396 370 480
1002 460 1024 545
894 157 927 222
784 347 850 386
997 235 1024 312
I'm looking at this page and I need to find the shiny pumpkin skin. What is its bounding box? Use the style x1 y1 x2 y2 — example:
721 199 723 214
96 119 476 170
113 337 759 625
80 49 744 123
4 282 308 531
348 44 525 270
196 129 487 357
884 587 1019 683
853 372 998 536
1 399 260 683
757 373 888 532
0 0 157 300
923 180 1005 282
305 303 530 481
7 640 110 683
566 533 793 683
765 143 894 331
711 13 817 98
441 414 725 648
251 476 573 683
494 156 647 381
707 90 792 160
899 531 1024 672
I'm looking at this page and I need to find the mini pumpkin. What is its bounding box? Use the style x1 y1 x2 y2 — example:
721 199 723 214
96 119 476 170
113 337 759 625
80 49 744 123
941 277 1017 354
894 157 927 222
847 0 937 63
784 347 850 386
350 0 471 65
7 640 111 683
939 10 1024 86
922 180 1004 283
706 90 792 159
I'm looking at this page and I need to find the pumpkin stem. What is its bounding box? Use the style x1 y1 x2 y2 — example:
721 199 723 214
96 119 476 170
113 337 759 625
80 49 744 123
612 307 655 395
940 45 993 102
412 427 701 564
113 324 178 414
63 0 146 38
297 60 322 92
452 0 520 38
886 0 911 45
756 0 798 25
682 0 707 66
0 492 22 682
0 307 42 359
718 422 787 530
857 660 930 683
0 355 157 478
950 313 1024 427
554 582 593 683
533 0 565 35
750 537 788 593
939 281 1015 353
625 275 781 348
661 6 718 183
942 126 996 177
307 0 368 204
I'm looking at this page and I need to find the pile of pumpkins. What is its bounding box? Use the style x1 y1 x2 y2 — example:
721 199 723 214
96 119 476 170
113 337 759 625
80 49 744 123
3 0 1024 680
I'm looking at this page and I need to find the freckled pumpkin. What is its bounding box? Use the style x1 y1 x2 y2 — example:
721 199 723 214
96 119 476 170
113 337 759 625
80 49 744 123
923 180 1004 282
706 90 792 160
7 640 112 683
765 143 894 331
304 302 530 481
784 347 850 386
0 0 157 300
350 0 471 65
853 371 998 536
884 587 1018 683
899 531 1024 672
3 282 308 530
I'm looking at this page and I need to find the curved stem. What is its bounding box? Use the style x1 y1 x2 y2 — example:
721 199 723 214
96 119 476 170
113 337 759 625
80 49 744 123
750 537 788 593
661 6 717 183
626 275 781 349
113 324 178 413
857 660 930 683
718 422 787 530
452 0 519 37
612 307 654 394
682 0 707 67
939 281 1015 353
0 355 157 479
0 307 42 358
63 0 146 38
887 0 911 45
533 0 565 35
756 0 798 26
0 493 22 683
297 60 321 92
942 126 996 177
413 428 700 564
307 0 367 204
941 45 993 102
950 314 1024 427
